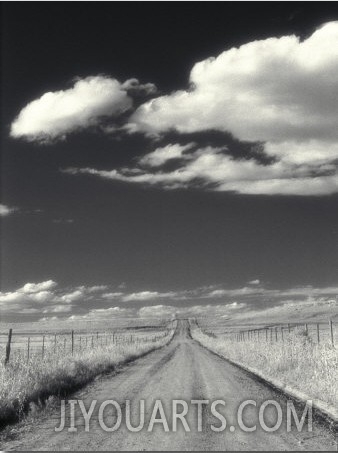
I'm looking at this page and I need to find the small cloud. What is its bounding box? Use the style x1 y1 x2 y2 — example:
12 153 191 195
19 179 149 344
206 289 227 298
121 78 158 97
42 304 73 313
10 76 134 143
0 204 18 216
86 285 108 293
58 289 84 303
102 292 124 299
138 305 177 318
122 291 174 302
21 280 57 293
248 279 260 285
139 143 195 167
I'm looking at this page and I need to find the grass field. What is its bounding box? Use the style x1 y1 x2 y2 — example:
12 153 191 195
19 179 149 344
0 320 176 429
191 322 337 411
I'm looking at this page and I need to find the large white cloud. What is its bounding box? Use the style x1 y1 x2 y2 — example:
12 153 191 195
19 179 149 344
120 22 338 195
10 76 134 142
129 22 338 144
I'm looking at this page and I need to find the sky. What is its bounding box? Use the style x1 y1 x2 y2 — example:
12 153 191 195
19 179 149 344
1 3 338 323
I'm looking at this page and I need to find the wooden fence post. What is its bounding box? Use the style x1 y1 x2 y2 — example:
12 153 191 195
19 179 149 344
5 328 13 365
329 319 334 346
316 324 320 344
305 323 308 336
71 330 74 355
42 335 45 357
54 334 57 353
27 337 30 362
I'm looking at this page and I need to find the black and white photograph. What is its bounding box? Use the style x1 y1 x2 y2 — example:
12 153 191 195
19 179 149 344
0 1 337 450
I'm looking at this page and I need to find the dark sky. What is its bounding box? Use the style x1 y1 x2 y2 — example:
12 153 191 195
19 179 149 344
1 3 338 322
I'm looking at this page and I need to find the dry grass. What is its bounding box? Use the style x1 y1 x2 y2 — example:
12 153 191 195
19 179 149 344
191 325 337 409
0 325 175 429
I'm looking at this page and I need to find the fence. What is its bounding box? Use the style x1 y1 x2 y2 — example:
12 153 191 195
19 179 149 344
1 327 172 365
201 319 336 346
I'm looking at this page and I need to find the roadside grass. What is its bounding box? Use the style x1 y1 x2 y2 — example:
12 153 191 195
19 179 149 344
0 325 175 430
191 325 337 410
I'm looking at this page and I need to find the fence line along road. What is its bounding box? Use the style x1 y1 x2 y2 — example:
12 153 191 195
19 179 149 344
200 319 336 346
1 327 172 365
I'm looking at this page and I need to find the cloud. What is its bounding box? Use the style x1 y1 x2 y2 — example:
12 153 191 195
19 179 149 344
120 22 338 195
65 306 132 321
20 280 57 293
10 22 338 195
42 304 73 313
138 305 177 318
202 284 338 300
10 76 134 143
102 292 124 299
64 144 338 195
122 291 174 302
86 285 108 293
1 279 337 321
0 204 17 216
248 279 260 285
137 302 249 319
87 306 130 317
58 289 85 303
0 280 105 316
129 22 338 142
138 143 195 167
0 280 58 309
203 286 262 299
121 78 158 97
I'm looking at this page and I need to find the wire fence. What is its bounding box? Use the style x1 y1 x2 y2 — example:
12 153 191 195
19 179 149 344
199 319 336 346
0 327 173 365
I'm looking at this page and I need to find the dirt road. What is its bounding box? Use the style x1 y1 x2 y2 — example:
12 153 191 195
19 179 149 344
1 320 336 450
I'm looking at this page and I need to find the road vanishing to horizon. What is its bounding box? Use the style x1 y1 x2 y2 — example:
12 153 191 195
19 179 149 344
1 321 336 451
